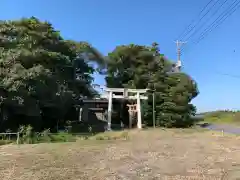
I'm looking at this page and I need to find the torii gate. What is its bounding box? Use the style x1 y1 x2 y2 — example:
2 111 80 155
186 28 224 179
101 88 148 130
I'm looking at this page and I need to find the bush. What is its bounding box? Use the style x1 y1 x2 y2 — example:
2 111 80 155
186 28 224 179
17 126 77 144
35 130 77 143
37 129 51 143
18 125 35 144
1 125 131 145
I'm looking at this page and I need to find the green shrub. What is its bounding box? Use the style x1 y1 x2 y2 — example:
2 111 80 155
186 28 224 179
18 125 35 144
17 126 77 144
37 129 51 143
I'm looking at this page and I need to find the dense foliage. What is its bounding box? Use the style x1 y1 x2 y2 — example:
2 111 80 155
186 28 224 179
0 17 199 132
105 43 198 127
0 17 103 132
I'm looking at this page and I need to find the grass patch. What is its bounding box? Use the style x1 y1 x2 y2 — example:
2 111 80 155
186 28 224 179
39 132 77 143
199 110 240 125
89 131 130 140
0 129 130 146
0 139 13 146
0 126 212 146
143 127 209 134
174 127 209 134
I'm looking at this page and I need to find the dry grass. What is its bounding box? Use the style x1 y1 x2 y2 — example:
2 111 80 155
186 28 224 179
0 129 239 180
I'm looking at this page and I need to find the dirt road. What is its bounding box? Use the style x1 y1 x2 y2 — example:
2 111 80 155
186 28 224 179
203 124 240 134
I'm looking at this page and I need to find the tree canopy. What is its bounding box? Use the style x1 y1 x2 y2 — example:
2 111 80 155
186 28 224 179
0 17 103 131
0 17 199 131
105 43 198 127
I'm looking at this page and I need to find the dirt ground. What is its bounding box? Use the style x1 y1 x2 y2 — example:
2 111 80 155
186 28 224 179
0 129 239 180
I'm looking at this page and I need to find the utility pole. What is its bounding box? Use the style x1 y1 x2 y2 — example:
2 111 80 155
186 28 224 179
175 40 187 72
152 90 155 128
148 71 156 128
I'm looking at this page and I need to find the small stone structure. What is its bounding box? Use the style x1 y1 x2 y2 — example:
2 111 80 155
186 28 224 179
76 99 122 132
127 104 137 129
78 99 109 122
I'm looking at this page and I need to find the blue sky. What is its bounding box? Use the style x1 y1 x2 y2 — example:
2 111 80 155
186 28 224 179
1 0 240 112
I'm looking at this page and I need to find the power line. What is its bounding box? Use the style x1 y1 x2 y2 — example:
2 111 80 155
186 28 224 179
177 0 215 40
177 0 218 41
194 0 240 45
183 64 240 79
215 71 240 79
182 0 222 41
184 0 229 42
182 0 240 53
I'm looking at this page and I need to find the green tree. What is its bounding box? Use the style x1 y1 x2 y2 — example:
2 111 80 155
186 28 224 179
0 17 102 131
105 43 198 128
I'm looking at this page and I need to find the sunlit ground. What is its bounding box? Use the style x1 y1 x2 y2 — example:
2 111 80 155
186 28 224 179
0 129 239 180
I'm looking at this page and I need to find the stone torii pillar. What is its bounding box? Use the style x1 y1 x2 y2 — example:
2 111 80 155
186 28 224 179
136 92 142 129
107 91 113 131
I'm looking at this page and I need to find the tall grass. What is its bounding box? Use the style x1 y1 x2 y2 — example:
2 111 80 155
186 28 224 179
0 125 131 146
3 126 79 145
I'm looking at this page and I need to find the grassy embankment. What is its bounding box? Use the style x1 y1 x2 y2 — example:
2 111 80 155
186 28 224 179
198 110 240 126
